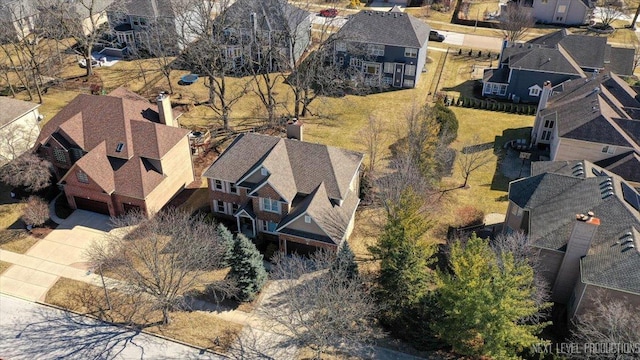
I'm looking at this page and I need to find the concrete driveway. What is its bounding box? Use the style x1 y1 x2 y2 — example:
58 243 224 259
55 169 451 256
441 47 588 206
0 210 113 302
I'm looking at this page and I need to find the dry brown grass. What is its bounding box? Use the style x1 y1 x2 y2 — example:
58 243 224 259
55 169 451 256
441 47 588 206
0 230 38 254
45 277 242 352
0 260 12 275
0 183 24 230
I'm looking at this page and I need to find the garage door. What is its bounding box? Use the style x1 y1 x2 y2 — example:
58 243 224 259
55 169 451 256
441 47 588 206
74 197 110 215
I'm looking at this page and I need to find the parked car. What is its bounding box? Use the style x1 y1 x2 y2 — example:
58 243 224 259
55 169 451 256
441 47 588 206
429 30 445 42
319 8 338 17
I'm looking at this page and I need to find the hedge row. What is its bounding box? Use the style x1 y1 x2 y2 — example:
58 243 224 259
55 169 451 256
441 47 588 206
452 97 537 115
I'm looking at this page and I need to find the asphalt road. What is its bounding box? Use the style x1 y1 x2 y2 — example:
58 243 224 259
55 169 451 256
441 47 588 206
0 294 223 360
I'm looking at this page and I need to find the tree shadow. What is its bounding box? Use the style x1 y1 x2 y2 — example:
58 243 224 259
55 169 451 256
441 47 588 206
490 127 533 192
441 79 482 99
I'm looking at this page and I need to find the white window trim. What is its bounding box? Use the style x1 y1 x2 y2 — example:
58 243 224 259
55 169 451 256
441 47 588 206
304 215 311 223
261 198 280 213
229 182 238 194
405 64 417 76
529 85 541 97
214 200 227 214
368 44 384 56
259 220 278 233
363 62 381 75
404 48 417 58
213 179 224 191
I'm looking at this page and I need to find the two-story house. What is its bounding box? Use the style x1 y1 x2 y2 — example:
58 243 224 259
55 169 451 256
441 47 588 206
0 0 37 42
332 8 430 89
203 127 363 254
106 0 186 55
483 29 634 103
529 0 595 25
0 97 41 166
34 88 194 217
505 160 640 318
531 71 640 187
213 0 312 73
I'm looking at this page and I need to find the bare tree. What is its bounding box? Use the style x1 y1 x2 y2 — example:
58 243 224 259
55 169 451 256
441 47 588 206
37 0 116 77
0 153 53 192
22 196 49 227
457 135 493 188
632 4 640 30
357 112 386 174
88 209 234 325
178 0 252 130
259 251 378 359
500 0 535 42
571 292 640 359
595 0 626 30
0 119 42 167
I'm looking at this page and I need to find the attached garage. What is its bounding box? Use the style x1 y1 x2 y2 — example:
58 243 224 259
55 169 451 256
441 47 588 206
73 197 110 215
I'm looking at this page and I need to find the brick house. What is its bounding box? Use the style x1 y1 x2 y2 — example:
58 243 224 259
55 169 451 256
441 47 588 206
35 88 194 217
505 160 640 318
203 127 363 254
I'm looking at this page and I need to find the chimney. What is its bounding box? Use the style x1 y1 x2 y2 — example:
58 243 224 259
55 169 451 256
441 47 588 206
551 212 600 304
537 80 553 112
286 119 303 141
250 12 257 38
156 92 175 127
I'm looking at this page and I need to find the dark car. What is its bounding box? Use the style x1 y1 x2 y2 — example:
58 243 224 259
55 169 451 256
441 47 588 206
319 8 338 17
429 30 445 42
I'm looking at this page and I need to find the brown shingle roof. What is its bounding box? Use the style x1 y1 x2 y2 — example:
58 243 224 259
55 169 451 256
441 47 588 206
39 88 188 199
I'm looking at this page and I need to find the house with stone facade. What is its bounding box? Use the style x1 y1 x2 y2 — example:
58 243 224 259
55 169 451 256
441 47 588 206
531 71 640 187
203 126 363 254
505 160 640 318
35 88 194 217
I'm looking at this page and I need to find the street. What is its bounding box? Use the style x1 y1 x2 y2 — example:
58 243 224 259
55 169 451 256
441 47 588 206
0 294 223 360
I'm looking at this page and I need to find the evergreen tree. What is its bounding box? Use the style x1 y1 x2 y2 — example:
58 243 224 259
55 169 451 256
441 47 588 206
216 224 235 266
228 234 267 301
369 188 437 340
332 241 358 280
435 234 550 359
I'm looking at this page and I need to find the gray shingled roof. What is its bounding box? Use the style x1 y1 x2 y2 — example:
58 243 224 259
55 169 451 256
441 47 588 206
217 0 310 33
111 0 174 18
511 160 640 294
526 29 610 70
606 47 635 76
0 97 39 127
336 10 430 48
595 152 640 185
501 44 582 74
483 67 509 83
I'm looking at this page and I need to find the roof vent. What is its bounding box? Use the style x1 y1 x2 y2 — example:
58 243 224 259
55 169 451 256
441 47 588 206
573 170 584 176
600 186 613 194
572 163 583 169
621 238 634 245
622 244 636 252
602 191 614 199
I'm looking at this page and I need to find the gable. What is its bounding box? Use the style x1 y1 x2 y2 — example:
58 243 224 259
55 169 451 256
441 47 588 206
281 213 329 238
563 116 632 147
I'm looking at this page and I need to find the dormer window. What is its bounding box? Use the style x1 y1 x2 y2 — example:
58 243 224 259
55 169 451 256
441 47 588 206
116 143 125 153
77 170 89 184
261 168 268 176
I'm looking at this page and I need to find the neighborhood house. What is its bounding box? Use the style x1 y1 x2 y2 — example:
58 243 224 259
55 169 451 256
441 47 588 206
203 128 363 254
0 97 41 166
35 88 194 217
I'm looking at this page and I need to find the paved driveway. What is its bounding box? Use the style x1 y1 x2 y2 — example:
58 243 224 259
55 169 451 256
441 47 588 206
0 294 222 360
0 210 113 302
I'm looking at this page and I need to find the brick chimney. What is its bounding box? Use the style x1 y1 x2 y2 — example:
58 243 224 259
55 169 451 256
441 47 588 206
156 92 174 127
551 211 600 303
286 119 303 141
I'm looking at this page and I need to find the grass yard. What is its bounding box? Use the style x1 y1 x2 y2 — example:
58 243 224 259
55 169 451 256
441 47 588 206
0 183 23 230
45 277 242 352
0 230 38 254
0 260 11 275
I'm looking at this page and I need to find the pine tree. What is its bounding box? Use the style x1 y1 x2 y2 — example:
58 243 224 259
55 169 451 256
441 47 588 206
332 241 358 280
435 234 550 359
216 224 235 266
228 234 267 301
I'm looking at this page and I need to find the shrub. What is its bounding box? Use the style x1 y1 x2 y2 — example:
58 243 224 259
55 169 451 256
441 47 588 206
22 196 49 228
454 206 485 228
434 102 459 144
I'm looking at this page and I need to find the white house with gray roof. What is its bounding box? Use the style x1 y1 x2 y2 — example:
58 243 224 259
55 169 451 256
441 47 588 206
529 0 595 25
332 8 430 89
505 160 640 318
203 131 363 255
483 29 634 103
0 97 41 166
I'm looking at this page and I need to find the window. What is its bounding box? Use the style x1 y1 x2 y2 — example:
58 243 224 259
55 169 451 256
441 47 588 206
229 182 238 194
602 146 616 154
335 41 346 52
510 205 523 216
70 148 84 162
304 215 311 223
557 5 566 13
381 76 393 85
260 167 269 176
231 203 239 214
337 57 344 65
349 58 363 69
404 48 417 58
139 17 147 26
403 79 415 88
76 170 89 184
260 220 278 233
499 84 507 96
368 44 384 56
556 16 563 21
116 143 125 153
53 148 67 164
405 64 416 76
226 46 242 58
364 63 380 75
542 131 551 141
529 87 541 96
544 120 555 128
383 62 394 73
261 198 280 213
541 0 548 3
214 200 226 213
214 179 224 191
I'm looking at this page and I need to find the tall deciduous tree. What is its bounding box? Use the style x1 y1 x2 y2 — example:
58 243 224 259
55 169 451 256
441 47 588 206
595 0 625 30
0 153 53 193
500 0 535 42
89 209 232 325
261 251 377 358
228 233 267 302
457 135 493 188
435 234 550 359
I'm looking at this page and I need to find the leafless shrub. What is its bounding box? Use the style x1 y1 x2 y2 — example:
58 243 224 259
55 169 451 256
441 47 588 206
22 196 49 227
0 153 53 192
